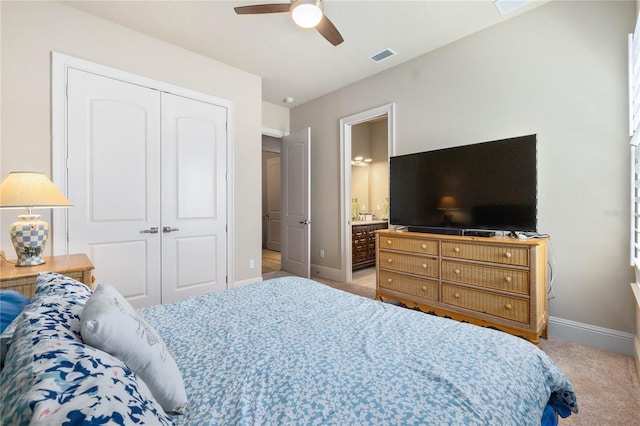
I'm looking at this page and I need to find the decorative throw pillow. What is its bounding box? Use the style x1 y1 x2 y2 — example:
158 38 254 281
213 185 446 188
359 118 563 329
0 290 30 369
0 318 173 425
0 290 30 333
35 271 93 298
80 283 188 413
2 273 91 369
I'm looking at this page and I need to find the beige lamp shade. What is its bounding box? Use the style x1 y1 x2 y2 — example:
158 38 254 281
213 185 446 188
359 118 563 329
0 172 72 266
0 172 73 209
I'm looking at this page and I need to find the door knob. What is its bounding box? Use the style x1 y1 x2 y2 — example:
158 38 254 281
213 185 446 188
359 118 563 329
163 226 180 233
299 220 311 225
140 227 159 234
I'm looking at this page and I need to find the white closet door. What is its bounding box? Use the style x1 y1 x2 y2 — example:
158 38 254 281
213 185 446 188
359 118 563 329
160 93 228 303
67 68 162 307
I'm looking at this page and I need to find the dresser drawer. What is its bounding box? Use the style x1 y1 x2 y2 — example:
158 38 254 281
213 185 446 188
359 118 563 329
378 270 438 301
379 251 439 278
441 242 529 267
442 284 529 323
441 261 529 295
378 236 438 255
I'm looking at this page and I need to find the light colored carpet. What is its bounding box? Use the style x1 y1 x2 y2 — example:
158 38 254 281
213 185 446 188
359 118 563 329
263 269 375 299
263 269 640 424
540 338 640 425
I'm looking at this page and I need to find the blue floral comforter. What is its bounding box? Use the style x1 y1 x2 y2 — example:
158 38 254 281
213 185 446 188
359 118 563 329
140 277 577 425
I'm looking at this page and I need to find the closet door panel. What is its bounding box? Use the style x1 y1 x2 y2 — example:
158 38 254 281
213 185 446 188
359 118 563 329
66 69 162 307
161 93 228 303
176 117 217 218
89 241 148 299
174 235 218 289
90 100 148 222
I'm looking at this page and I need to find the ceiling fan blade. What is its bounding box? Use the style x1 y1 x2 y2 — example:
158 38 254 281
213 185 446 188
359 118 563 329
234 4 291 15
316 15 344 46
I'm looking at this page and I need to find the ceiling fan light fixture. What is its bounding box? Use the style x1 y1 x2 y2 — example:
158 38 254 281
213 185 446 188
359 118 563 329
291 0 323 29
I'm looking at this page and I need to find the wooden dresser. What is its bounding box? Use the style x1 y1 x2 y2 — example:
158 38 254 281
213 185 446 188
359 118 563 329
0 253 94 297
352 221 388 270
375 229 549 344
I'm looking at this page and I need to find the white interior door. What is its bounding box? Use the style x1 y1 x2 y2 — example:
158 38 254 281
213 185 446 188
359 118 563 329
266 156 281 251
281 128 311 277
66 68 228 307
160 93 228 303
66 68 162 307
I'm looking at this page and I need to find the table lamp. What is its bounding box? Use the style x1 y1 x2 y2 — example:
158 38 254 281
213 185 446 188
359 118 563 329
437 196 458 226
0 172 73 266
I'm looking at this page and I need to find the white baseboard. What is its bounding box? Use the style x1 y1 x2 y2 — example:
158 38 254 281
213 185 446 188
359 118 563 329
548 316 635 357
310 263 343 282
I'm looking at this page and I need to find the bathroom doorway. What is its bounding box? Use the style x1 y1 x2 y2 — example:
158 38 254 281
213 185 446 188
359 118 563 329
340 103 396 284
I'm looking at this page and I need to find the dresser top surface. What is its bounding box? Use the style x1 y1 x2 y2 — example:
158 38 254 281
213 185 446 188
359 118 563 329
375 229 548 247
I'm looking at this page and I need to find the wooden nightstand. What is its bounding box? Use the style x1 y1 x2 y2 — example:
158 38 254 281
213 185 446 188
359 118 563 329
0 253 94 297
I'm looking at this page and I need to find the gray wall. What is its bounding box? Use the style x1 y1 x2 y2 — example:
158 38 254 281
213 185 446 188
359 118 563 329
292 1 635 334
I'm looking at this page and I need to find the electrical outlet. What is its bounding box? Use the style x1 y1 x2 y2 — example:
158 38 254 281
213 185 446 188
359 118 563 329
249 259 255 269
320 249 325 258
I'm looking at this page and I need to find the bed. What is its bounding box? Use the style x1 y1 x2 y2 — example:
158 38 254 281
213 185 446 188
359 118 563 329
0 272 577 425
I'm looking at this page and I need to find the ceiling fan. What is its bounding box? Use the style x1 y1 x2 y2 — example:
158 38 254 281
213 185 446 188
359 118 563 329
234 0 344 46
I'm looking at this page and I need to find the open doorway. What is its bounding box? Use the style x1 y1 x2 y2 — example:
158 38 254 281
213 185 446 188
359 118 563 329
261 128 312 278
340 103 396 284
262 135 282 274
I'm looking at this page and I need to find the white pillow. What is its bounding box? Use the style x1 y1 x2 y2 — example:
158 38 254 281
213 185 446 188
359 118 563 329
80 283 188 413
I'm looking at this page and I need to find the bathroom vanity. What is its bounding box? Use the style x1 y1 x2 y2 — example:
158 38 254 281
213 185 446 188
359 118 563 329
352 220 388 270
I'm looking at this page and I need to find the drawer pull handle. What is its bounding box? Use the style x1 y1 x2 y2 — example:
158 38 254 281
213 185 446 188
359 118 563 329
505 303 513 310
387 258 393 263
504 276 512 283
422 263 427 269
387 240 392 245
504 252 512 259
421 243 427 249
454 292 460 299
421 286 428 291
454 269 460 275
454 247 460 253
387 278 393 283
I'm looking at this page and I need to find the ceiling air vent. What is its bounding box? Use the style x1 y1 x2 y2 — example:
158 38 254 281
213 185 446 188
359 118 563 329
369 48 396 64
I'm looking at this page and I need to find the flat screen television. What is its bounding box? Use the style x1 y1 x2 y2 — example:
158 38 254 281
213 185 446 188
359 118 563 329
389 134 537 235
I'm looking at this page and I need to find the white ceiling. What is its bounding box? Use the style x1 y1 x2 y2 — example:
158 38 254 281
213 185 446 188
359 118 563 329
61 0 549 108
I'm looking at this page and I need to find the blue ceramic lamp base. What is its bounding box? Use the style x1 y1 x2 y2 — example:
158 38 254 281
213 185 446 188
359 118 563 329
9 214 48 266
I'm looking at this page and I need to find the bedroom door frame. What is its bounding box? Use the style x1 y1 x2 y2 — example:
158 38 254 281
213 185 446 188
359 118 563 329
339 103 396 284
50 52 235 287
